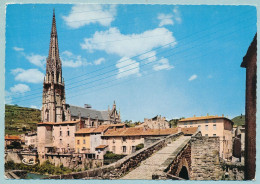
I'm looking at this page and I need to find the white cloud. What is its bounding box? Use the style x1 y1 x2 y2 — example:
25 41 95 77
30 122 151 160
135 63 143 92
94 58 105 65
63 4 117 29
30 105 39 109
157 6 182 27
10 84 30 94
116 57 140 79
11 68 44 83
153 58 174 71
158 14 174 27
61 51 90 68
5 90 12 104
13 47 24 51
81 27 176 58
25 54 46 68
173 7 182 23
189 74 198 81
139 51 157 64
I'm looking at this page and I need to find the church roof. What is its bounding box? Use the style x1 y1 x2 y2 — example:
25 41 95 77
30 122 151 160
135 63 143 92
68 105 109 121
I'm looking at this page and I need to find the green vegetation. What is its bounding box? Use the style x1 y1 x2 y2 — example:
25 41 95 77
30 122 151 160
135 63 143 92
103 151 126 165
6 141 22 149
5 104 41 135
135 143 144 151
167 119 180 128
232 114 245 126
124 120 136 127
5 160 72 175
104 151 126 160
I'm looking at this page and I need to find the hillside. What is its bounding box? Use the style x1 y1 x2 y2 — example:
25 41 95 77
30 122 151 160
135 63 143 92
232 115 245 126
5 104 41 135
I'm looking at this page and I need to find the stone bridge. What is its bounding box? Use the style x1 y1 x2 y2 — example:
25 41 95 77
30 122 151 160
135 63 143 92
45 131 224 180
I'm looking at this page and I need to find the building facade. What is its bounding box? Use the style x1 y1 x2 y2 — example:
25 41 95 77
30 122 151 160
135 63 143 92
137 115 169 129
241 34 256 180
178 115 233 160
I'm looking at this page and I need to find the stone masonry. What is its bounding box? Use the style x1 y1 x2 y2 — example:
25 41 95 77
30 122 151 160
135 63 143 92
190 136 224 180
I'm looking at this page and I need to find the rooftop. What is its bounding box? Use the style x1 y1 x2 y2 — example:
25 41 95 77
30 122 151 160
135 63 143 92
5 135 21 140
103 127 197 137
179 115 229 122
75 123 126 134
37 120 80 125
95 145 108 149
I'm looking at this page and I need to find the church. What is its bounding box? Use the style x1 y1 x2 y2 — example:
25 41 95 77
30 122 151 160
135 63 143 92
37 11 121 163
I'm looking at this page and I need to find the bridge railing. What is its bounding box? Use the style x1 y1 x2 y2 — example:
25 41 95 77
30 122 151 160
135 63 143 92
45 132 184 179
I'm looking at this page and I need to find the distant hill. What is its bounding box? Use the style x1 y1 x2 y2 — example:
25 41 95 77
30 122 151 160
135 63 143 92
231 115 245 126
5 104 41 135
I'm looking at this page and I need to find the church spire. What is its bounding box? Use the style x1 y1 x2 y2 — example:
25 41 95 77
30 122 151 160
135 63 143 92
46 9 61 76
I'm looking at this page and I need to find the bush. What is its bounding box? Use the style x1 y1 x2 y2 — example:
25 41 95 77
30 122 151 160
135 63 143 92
104 151 126 160
135 143 144 151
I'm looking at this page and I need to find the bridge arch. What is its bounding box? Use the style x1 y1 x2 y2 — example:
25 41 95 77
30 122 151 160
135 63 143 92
175 156 191 179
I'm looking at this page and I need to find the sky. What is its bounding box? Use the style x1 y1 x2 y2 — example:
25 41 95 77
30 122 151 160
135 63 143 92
5 4 257 122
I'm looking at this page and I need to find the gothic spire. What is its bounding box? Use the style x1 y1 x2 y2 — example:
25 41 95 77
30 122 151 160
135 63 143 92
46 9 61 75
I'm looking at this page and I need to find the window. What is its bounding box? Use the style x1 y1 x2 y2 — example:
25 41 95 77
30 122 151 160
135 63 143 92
205 125 208 130
205 120 209 123
122 137 126 142
213 134 216 137
60 139 62 144
205 134 208 137
184 122 187 125
132 146 136 153
189 122 192 125
83 139 86 144
78 148 80 153
77 140 80 145
213 124 216 130
60 131 62 136
123 146 127 153
213 119 216 123
67 131 70 136
198 125 201 131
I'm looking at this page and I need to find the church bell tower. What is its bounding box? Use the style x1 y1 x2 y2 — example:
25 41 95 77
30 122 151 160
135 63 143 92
42 10 66 122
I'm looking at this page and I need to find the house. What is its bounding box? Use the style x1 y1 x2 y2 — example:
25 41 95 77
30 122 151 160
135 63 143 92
178 115 233 160
102 127 197 155
25 132 37 148
5 135 21 148
75 124 126 159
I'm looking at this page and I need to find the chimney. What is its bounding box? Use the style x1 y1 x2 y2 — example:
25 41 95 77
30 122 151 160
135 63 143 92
193 115 196 117
222 114 224 117
207 113 209 116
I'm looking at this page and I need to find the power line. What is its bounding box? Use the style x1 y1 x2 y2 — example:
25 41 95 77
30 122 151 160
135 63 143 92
6 12 254 100
10 22 254 105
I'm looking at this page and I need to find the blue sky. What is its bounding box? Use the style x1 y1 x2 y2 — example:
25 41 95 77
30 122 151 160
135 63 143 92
5 4 256 122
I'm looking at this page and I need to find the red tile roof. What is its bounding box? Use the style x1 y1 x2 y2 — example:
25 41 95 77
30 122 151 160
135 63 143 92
181 127 198 135
5 135 21 140
103 127 179 137
179 115 225 122
37 120 80 125
75 128 95 134
95 145 108 149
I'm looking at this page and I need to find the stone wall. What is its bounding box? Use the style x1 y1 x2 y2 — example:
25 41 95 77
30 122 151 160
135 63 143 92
45 132 183 179
5 151 23 163
223 163 244 180
190 136 224 180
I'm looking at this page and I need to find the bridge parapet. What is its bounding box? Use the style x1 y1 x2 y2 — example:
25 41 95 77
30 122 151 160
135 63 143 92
45 132 184 179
